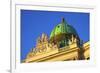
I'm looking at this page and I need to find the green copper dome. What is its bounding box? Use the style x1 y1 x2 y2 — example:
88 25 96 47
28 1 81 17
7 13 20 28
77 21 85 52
49 18 79 48
50 18 77 39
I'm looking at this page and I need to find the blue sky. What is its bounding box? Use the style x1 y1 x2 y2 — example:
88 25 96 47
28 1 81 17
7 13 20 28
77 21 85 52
21 10 90 61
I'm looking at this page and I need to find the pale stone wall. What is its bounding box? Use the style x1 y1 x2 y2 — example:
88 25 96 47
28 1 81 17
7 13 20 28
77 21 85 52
83 42 90 59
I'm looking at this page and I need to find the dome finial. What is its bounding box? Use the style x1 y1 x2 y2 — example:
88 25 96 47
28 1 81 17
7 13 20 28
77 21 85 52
62 17 65 23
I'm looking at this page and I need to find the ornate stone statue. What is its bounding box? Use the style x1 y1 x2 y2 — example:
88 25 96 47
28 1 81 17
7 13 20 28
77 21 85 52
74 37 77 43
68 39 72 45
37 36 41 43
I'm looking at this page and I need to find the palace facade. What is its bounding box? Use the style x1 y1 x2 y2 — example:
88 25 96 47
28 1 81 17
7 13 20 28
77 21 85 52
23 18 90 63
